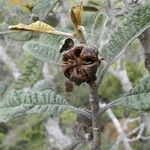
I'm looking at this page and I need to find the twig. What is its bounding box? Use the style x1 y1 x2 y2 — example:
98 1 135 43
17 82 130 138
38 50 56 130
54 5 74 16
98 99 120 114
128 123 145 142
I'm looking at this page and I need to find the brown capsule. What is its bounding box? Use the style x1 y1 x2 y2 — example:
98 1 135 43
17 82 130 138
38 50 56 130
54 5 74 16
61 45 100 85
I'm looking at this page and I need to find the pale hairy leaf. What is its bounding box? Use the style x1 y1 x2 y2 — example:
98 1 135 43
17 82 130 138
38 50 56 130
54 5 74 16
119 76 150 111
91 12 108 47
32 80 51 92
32 0 56 20
101 4 150 65
0 90 68 121
0 90 90 122
23 40 62 65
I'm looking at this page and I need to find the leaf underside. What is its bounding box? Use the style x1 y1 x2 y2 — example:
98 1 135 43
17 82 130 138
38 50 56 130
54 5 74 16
119 76 150 111
101 4 150 65
23 35 63 65
0 90 68 122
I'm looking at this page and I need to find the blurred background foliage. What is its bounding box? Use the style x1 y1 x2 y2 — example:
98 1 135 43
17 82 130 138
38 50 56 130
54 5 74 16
0 0 149 149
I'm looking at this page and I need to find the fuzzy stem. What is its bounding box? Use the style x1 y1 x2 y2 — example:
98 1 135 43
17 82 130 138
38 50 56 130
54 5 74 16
88 82 100 150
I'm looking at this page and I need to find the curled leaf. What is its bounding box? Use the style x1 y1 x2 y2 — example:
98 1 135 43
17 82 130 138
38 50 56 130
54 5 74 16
70 0 83 28
9 21 75 38
9 21 55 32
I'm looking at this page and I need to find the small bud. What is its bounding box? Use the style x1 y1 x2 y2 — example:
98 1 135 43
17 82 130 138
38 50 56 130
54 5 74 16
65 80 74 92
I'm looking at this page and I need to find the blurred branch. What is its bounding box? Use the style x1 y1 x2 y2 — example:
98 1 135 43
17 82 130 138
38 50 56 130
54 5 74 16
100 103 132 150
0 44 20 79
128 113 150 142
109 59 133 92
45 117 72 150
139 28 150 72
104 0 116 26
42 62 55 89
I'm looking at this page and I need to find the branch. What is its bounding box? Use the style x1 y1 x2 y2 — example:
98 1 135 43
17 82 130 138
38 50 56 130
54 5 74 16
100 103 132 150
0 44 20 79
45 117 72 149
109 59 133 92
42 62 55 89
128 123 145 142
88 82 100 150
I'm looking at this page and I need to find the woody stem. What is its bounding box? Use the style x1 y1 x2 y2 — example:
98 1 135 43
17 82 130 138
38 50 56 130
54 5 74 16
88 82 101 150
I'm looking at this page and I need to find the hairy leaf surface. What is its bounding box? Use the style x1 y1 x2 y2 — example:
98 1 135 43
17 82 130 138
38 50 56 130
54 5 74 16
91 13 108 47
119 76 150 111
0 90 68 122
23 35 63 65
101 4 150 65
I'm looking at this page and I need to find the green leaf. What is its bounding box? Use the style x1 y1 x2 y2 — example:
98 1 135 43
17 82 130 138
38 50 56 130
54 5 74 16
91 13 108 47
119 76 150 111
101 4 150 65
0 90 68 122
23 35 63 65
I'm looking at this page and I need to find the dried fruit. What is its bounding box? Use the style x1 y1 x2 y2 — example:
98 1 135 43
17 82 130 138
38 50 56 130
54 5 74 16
65 80 74 93
61 44 100 85
73 113 93 141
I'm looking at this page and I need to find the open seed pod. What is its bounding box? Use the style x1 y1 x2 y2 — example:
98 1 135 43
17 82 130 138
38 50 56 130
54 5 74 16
61 44 100 85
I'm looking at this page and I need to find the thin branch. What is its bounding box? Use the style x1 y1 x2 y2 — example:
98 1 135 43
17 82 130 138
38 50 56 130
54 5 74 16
128 123 145 142
98 99 120 115
109 59 133 92
127 126 140 137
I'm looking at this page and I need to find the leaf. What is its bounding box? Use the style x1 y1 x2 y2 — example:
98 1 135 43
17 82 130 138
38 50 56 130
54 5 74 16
32 80 51 92
83 6 98 12
0 90 91 122
9 21 75 38
9 55 43 90
23 40 62 65
0 90 68 122
91 13 108 47
101 4 150 65
9 21 55 32
70 0 83 28
32 0 56 20
119 76 150 111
